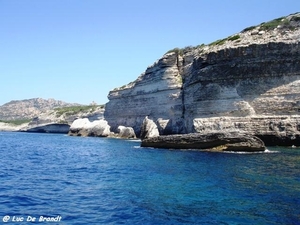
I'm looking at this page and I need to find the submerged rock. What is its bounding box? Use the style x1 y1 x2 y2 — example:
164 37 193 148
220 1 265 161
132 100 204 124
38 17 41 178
141 132 266 152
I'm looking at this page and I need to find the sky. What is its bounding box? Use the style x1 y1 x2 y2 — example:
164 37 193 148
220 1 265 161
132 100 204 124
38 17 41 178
0 0 299 105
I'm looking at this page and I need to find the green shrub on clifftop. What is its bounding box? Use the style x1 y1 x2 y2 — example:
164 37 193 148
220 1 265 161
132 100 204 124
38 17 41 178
228 35 240 41
166 48 184 56
54 105 104 117
209 38 227 46
259 17 289 30
0 119 32 125
242 25 257 32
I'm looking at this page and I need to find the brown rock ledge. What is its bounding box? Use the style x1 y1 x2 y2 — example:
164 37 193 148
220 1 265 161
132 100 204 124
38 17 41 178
141 132 266 152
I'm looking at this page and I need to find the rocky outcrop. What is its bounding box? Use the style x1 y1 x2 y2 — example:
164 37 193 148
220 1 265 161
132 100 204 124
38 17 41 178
192 116 300 146
184 42 300 130
141 132 266 152
23 124 70 133
68 118 137 139
104 51 190 136
117 126 136 139
104 13 300 145
183 40 300 145
68 118 111 137
17 105 105 134
140 116 159 140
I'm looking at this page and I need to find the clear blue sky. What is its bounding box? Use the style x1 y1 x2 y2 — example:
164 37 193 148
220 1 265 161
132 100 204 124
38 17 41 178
0 0 299 105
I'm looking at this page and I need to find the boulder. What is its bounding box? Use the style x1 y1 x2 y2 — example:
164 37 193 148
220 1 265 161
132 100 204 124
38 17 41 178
140 116 160 140
141 132 266 152
88 120 111 137
68 118 111 137
117 126 136 138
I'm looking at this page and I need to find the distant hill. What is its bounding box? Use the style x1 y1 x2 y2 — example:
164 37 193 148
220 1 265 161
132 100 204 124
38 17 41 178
0 98 81 121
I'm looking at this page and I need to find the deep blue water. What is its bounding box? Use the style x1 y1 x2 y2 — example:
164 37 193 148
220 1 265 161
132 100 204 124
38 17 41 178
0 132 299 225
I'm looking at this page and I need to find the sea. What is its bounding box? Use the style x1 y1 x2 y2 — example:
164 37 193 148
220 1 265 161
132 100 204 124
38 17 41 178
0 132 299 225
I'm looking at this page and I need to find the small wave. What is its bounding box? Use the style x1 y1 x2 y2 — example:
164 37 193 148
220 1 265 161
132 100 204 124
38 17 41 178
224 149 280 154
127 139 141 142
133 146 141 149
264 149 280 153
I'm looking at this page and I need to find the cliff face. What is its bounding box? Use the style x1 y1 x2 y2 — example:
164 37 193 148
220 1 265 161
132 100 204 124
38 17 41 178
104 13 300 144
105 52 193 135
184 42 300 128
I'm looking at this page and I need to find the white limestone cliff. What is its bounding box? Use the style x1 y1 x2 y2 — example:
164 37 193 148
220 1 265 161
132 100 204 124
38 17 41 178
105 51 189 135
104 13 300 145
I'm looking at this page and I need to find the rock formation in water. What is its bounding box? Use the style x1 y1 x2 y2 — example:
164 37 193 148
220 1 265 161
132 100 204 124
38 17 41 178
117 126 136 139
141 132 266 152
68 118 111 137
68 118 136 138
104 13 300 146
140 116 160 140
22 105 105 134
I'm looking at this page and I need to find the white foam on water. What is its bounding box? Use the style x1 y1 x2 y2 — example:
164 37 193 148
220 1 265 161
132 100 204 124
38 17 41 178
223 149 280 154
127 139 141 142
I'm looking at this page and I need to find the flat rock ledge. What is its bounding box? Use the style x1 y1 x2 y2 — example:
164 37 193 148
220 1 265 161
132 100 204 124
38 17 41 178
141 132 266 152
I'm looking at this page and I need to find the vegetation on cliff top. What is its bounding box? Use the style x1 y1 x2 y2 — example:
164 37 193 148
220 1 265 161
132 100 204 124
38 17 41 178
208 34 241 46
54 105 105 117
0 119 32 125
165 12 299 54
166 47 185 56
242 13 300 32
165 33 242 52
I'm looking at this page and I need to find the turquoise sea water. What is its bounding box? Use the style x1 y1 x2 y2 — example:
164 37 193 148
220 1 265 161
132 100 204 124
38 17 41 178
0 132 299 225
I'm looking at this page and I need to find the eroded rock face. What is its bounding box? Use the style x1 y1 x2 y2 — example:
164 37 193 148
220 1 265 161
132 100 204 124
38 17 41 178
24 124 70 133
192 116 300 146
140 116 159 140
117 126 136 139
104 13 300 145
141 132 266 152
184 42 300 131
105 52 188 136
182 41 300 145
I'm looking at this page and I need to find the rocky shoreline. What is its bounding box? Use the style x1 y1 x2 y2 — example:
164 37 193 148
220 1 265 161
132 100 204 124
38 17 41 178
1 13 300 150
